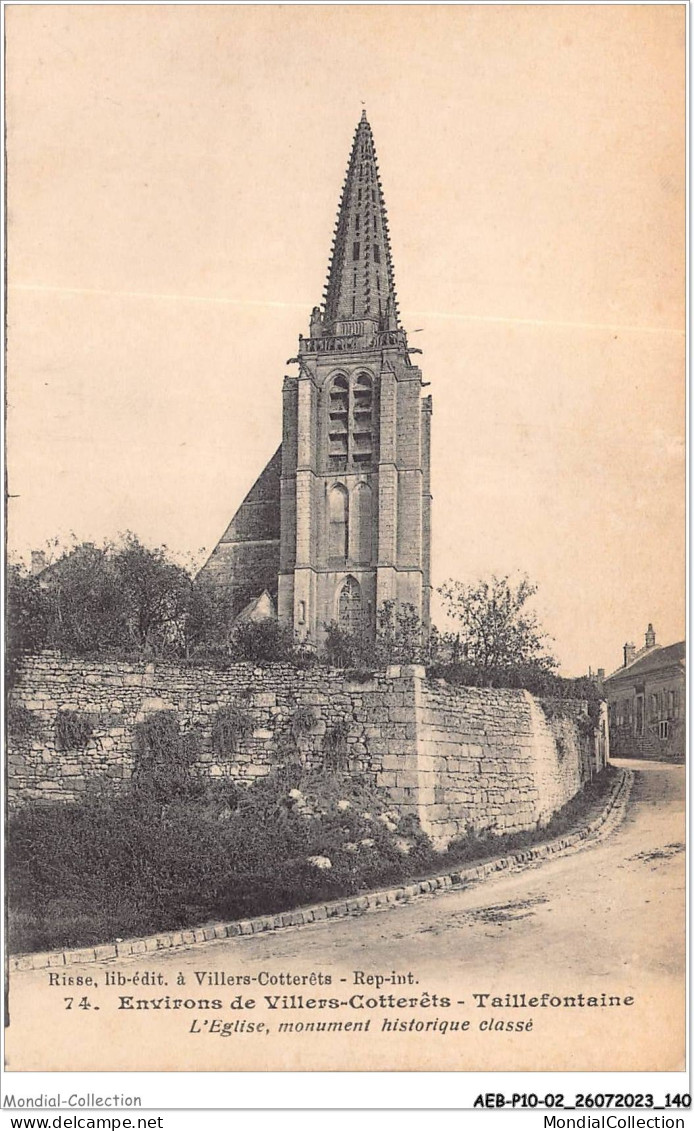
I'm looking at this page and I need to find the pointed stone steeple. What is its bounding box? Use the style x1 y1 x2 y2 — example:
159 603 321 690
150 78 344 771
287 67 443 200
321 111 399 333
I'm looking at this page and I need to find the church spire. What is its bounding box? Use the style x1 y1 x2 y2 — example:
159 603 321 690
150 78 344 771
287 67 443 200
321 112 399 333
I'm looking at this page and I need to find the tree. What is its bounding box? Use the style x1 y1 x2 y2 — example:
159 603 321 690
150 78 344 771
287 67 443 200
228 619 296 664
6 565 53 687
48 542 129 654
183 576 236 658
8 534 199 660
112 533 192 654
375 600 428 665
438 574 557 676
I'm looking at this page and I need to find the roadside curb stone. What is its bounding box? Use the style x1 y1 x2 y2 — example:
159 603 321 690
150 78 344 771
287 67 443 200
10 768 633 972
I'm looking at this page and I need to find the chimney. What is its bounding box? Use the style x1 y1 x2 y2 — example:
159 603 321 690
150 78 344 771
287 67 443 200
624 642 636 667
30 550 46 576
645 623 656 649
597 668 605 680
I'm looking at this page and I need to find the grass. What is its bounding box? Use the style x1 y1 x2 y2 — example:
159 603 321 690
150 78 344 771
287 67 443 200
7 764 617 955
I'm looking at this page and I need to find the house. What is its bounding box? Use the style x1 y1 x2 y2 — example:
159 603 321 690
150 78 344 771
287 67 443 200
603 624 685 761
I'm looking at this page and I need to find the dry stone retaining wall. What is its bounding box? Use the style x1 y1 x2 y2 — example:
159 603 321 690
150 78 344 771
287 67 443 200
415 681 605 845
8 654 607 845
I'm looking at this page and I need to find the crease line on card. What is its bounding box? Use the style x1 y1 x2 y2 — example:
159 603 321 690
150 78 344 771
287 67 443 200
8 283 684 336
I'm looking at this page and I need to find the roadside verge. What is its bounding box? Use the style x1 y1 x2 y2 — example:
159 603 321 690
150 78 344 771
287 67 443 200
10 767 632 972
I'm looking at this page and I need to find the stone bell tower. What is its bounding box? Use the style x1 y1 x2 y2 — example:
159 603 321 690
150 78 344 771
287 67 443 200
278 111 432 643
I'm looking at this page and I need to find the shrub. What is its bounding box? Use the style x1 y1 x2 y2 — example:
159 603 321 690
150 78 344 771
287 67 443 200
6 566 53 689
321 600 429 670
228 620 296 664
211 704 254 759
6 769 435 952
54 710 94 751
7 764 617 955
322 622 373 669
429 661 605 702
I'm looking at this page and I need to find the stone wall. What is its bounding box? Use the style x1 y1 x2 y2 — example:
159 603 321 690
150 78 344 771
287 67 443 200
7 655 419 809
8 655 607 846
415 681 607 845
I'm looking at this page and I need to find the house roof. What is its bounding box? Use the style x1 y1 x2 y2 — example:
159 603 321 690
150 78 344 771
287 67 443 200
234 590 276 625
604 640 685 682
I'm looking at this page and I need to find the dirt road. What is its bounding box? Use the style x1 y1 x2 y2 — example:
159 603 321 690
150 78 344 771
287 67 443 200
6 760 685 1072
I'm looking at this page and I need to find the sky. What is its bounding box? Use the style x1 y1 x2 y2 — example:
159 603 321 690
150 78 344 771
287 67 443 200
5 4 685 676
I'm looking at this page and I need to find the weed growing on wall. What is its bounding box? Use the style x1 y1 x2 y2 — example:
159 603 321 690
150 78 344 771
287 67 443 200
269 707 316 770
323 718 350 769
291 705 315 741
540 698 599 747
267 706 318 768
211 704 254 759
54 711 94 751
7 705 36 741
132 711 201 802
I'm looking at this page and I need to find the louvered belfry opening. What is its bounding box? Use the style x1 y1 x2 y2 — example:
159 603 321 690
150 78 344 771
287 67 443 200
328 375 349 469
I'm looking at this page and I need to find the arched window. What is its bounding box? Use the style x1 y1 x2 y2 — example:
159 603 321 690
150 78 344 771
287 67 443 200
338 576 362 633
328 484 348 562
328 376 349 466
352 372 373 465
327 371 375 469
353 482 373 564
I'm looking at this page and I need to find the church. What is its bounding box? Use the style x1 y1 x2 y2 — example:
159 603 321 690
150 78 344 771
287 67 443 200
200 112 433 644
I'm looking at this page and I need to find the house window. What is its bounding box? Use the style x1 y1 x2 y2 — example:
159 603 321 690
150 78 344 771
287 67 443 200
658 720 670 740
635 695 644 736
668 689 675 718
353 242 360 260
298 600 306 626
